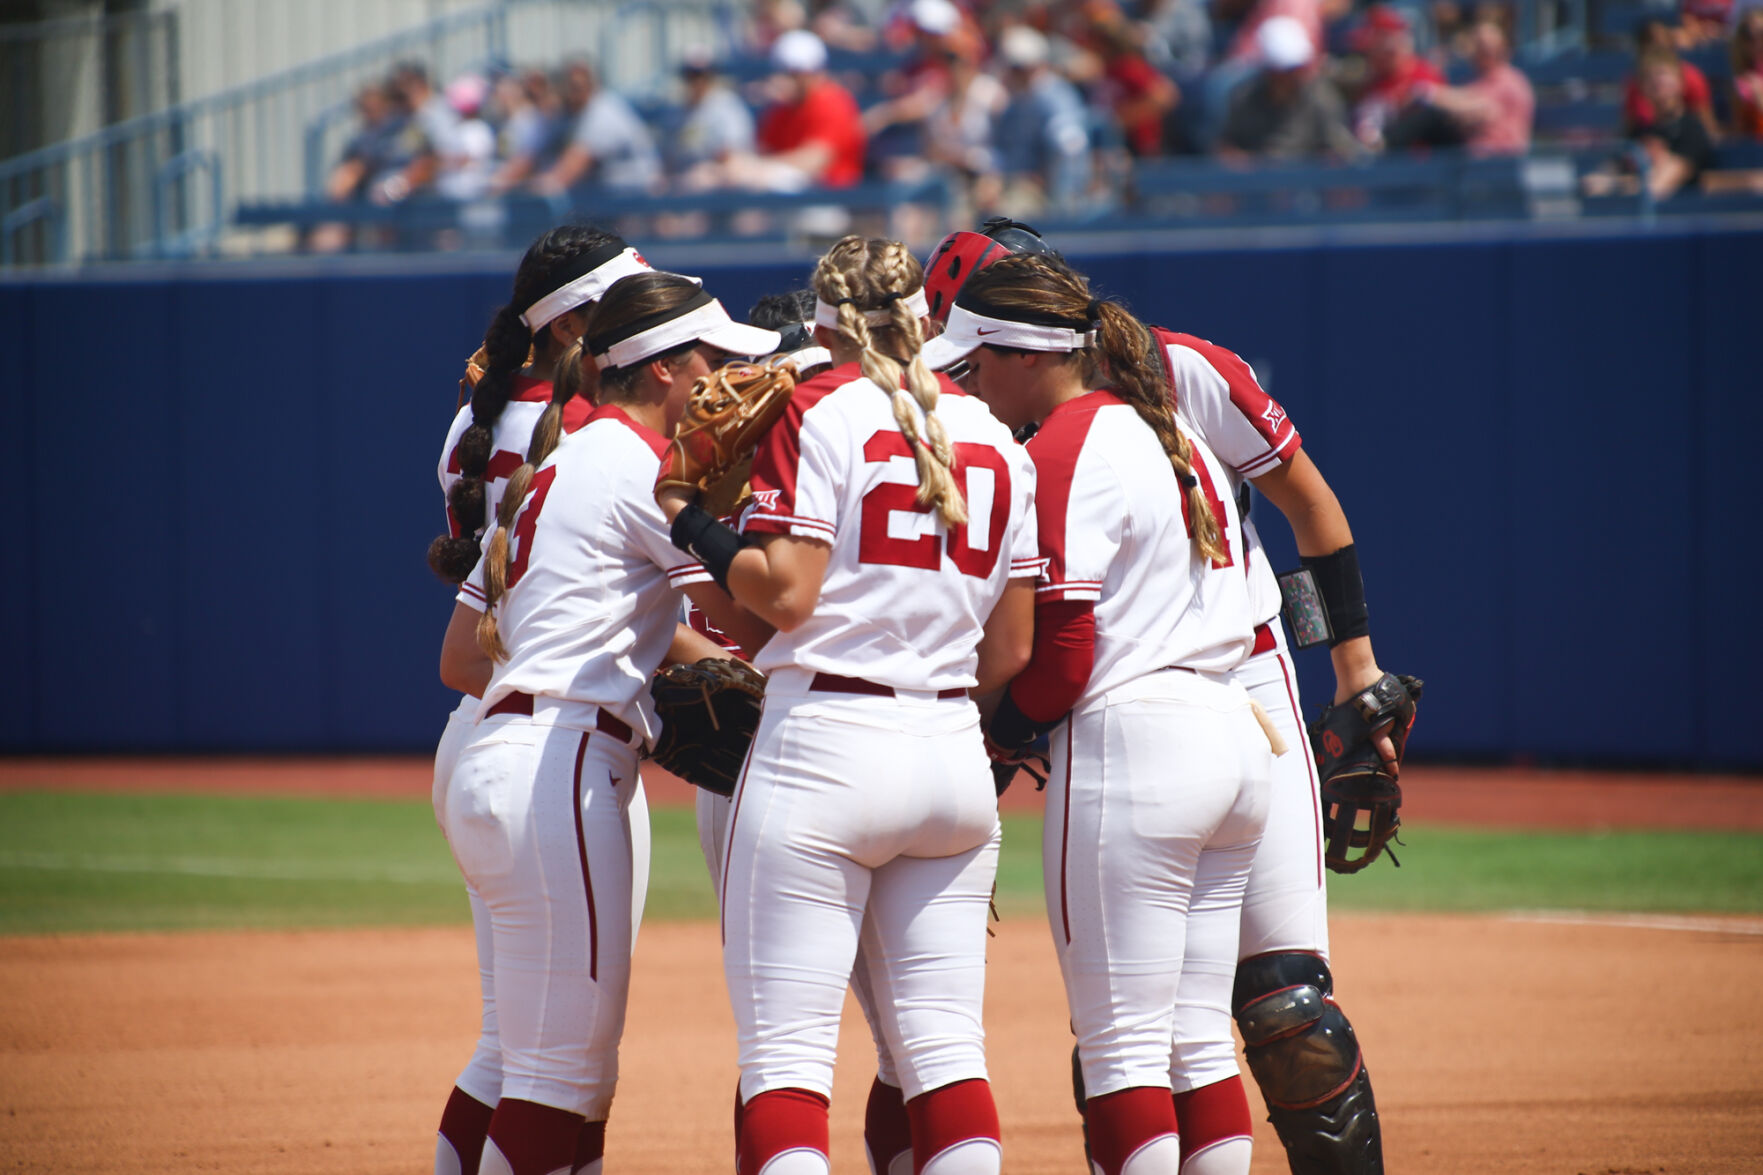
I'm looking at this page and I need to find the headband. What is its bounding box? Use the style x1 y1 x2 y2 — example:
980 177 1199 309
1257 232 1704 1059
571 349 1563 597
919 302 1096 371
590 290 782 371
519 246 652 330
812 287 931 329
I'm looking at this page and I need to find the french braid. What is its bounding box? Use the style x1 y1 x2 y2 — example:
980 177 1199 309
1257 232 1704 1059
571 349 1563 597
812 236 966 527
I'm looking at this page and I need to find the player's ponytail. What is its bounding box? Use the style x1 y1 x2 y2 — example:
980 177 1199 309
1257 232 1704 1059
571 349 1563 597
427 225 630 585
1092 301 1227 567
959 254 1226 566
812 236 966 527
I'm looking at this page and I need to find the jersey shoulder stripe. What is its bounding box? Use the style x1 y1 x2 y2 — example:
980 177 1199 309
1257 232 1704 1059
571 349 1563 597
1025 391 1120 593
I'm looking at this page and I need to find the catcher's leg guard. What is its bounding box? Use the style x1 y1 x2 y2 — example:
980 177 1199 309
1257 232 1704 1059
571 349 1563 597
1231 952 1383 1175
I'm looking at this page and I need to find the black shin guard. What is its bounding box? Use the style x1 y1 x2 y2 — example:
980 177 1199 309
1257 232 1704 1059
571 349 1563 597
1233 952 1384 1175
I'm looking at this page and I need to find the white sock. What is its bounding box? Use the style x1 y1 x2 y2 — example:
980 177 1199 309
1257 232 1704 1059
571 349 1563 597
756 1148 830 1175
1120 1133 1183 1175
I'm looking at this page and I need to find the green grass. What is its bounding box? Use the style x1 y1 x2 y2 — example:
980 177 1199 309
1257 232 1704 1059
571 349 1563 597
2 791 1759 935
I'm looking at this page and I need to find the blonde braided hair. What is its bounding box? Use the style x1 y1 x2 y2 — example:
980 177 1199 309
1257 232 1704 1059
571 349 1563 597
812 236 967 527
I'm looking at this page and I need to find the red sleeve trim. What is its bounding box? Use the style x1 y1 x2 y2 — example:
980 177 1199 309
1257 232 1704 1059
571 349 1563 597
583 403 669 460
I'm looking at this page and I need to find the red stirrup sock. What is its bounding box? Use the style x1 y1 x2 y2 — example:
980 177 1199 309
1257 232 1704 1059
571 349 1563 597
1085 1086 1179 1175
864 1077 912 1175
738 1088 830 1175
436 1085 495 1175
571 1119 606 1174
1171 1076 1253 1166
733 1082 747 1170
483 1098 584 1175
906 1078 1001 1174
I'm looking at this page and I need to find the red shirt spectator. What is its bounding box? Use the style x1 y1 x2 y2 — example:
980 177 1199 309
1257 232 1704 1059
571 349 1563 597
1622 60 1713 129
758 30 867 187
758 76 868 186
1734 10 1763 139
1350 5 1446 148
1423 20 1535 155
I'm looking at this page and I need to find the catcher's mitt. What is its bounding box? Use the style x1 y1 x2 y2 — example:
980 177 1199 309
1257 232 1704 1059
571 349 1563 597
648 657 767 797
656 358 796 516
1309 672 1424 874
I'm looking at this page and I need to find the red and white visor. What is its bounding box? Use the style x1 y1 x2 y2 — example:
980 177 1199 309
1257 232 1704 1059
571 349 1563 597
921 303 1093 370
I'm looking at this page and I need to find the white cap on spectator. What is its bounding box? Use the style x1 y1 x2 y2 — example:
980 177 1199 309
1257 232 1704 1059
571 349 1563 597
999 25 1050 68
772 29 828 74
910 0 961 35
1257 16 1314 70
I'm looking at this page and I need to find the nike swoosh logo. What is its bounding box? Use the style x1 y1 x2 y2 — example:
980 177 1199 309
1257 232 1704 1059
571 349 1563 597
975 328 1000 336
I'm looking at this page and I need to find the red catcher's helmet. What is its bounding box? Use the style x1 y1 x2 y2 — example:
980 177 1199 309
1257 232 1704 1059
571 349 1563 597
922 218 1059 322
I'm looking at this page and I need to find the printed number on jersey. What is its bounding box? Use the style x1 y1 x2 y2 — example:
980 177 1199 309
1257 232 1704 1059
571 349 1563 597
857 431 1010 578
506 465 560 588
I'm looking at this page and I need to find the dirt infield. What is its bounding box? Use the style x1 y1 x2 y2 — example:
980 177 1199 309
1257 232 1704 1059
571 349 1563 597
3 759 1760 1173
4 756 1761 829
3 913 1760 1174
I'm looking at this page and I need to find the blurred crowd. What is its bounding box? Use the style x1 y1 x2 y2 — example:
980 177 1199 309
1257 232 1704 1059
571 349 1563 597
319 0 1763 231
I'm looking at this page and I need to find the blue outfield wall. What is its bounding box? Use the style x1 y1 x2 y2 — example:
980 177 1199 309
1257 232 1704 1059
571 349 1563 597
2 222 1759 767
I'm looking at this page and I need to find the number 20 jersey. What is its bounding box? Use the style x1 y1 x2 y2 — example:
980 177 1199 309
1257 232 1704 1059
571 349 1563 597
741 363 1041 693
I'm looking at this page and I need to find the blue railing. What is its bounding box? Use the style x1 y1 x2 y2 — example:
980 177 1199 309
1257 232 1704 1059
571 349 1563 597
0 0 735 267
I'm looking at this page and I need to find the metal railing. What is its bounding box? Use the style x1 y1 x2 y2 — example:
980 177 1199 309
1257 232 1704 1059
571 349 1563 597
0 0 734 267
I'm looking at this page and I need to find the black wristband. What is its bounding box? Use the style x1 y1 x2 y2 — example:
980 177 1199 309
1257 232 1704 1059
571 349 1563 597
670 503 748 593
1300 543 1370 647
989 686 1062 752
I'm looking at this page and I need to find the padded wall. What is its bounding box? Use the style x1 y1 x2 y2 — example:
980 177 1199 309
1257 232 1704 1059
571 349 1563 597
2 225 1757 766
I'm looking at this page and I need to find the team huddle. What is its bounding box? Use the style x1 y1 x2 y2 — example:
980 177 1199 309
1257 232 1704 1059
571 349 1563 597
424 220 1420 1175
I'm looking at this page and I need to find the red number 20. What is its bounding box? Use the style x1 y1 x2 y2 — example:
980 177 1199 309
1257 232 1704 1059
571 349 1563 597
856 431 1011 579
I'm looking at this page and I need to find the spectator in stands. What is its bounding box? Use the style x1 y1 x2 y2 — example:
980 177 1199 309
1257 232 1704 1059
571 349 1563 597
1217 15 1362 160
1349 5 1448 151
669 50 757 182
1729 9 1763 137
396 61 461 163
1085 10 1181 156
922 31 1008 182
1138 0 1214 82
992 24 1093 214
1624 19 1718 143
312 80 405 252
326 81 402 204
751 30 867 188
435 74 499 201
1585 49 1717 198
863 0 973 175
533 61 661 195
1413 18 1534 154
487 68 568 196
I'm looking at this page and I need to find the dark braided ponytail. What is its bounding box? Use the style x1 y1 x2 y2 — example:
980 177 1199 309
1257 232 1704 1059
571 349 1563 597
425 224 627 583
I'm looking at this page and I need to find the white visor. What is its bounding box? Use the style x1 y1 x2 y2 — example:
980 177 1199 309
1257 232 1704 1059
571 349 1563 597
520 247 653 330
592 297 782 371
921 303 1094 370
812 287 931 329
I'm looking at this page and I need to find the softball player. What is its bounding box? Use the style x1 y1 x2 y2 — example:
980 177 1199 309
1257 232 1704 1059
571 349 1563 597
436 270 778 1175
428 227 653 1175
926 222 1400 1175
657 237 1040 1175
926 254 1274 1175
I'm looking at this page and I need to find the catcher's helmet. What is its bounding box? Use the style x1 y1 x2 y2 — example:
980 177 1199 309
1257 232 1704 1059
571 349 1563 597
922 217 1060 322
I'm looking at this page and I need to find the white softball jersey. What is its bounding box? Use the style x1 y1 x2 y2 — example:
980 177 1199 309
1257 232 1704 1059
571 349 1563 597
1154 328 1299 629
741 362 1042 691
1028 391 1257 707
438 375 598 540
458 403 710 744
